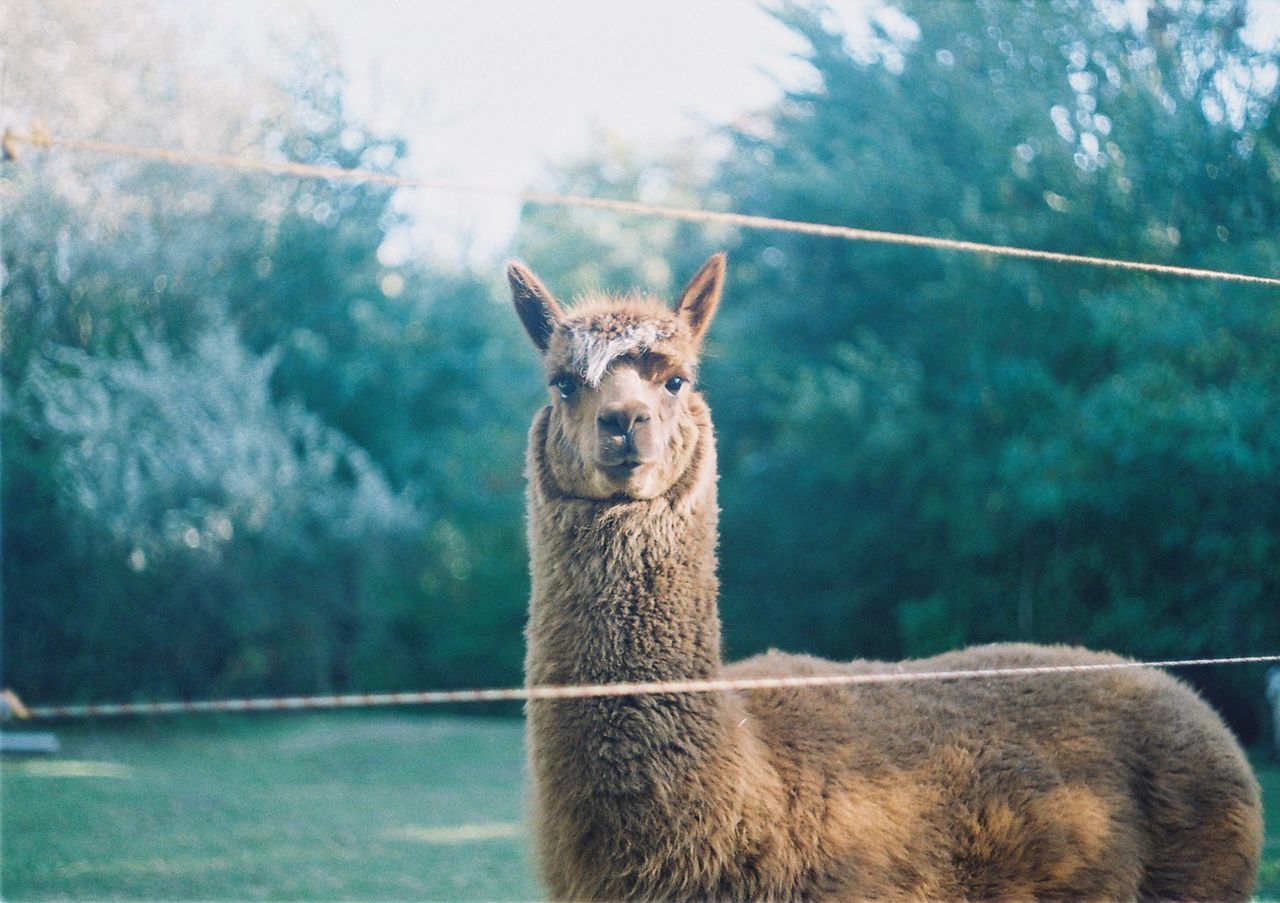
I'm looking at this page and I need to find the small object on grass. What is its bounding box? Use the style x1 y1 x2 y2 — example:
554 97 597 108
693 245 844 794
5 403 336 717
0 732 61 755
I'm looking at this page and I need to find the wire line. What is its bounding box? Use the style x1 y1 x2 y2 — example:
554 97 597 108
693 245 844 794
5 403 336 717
15 653 1280 720
6 129 1280 287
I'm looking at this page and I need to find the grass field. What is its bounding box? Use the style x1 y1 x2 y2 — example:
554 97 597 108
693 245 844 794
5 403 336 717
3 713 1279 901
2 714 538 901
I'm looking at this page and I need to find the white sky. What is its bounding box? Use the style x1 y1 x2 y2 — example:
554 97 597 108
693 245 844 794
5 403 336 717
302 1 830 261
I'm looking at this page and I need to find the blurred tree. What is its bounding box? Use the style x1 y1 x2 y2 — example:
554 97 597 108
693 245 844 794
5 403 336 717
1 0 536 700
13 325 416 696
718 0 1280 739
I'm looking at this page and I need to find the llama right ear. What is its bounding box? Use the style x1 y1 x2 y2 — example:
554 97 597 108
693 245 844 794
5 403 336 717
674 252 726 345
507 261 564 352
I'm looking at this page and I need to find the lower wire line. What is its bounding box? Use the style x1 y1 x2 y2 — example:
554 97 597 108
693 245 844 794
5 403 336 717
12 653 1280 720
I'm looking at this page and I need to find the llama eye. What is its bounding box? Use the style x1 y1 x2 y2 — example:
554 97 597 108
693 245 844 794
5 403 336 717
553 376 577 399
664 375 686 394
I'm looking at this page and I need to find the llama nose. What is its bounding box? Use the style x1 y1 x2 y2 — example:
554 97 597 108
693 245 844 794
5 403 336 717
597 403 651 438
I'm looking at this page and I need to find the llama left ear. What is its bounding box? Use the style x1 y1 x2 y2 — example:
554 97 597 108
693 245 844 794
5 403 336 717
508 261 564 353
674 252 726 345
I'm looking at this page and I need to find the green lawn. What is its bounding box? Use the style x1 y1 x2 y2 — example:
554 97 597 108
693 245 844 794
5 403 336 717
1261 753 1280 900
2 714 1278 900
2 714 539 901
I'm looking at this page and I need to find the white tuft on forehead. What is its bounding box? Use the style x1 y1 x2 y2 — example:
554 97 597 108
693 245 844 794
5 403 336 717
568 321 673 386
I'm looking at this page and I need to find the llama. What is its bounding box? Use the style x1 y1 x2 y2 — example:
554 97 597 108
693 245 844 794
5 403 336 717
508 253 1262 901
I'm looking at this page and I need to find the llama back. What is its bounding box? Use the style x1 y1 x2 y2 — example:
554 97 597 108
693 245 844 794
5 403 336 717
724 642 1262 899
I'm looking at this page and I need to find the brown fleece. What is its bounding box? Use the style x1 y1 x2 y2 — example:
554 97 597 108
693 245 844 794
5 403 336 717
512 256 1263 902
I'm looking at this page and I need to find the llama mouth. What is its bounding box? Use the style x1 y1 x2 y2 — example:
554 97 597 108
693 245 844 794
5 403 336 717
598 460 648 481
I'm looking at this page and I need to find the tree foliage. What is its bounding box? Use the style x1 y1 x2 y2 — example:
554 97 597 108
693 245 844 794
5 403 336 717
2 0 535 700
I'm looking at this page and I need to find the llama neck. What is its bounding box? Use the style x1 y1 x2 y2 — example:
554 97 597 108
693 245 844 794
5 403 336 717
524 399 722 688
524 400 772 900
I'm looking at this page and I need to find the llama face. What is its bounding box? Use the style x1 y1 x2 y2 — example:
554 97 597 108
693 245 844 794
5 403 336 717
508 254 725 500
544 349 695 499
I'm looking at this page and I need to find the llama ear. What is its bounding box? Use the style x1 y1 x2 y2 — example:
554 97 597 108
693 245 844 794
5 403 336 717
507 261 564 352
674 252 726 344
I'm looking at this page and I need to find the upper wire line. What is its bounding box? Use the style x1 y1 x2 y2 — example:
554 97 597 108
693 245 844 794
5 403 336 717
5 128 1280 288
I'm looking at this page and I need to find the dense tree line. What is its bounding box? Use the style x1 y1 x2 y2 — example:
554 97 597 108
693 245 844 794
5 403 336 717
4 0 1278 741
2 1 537 702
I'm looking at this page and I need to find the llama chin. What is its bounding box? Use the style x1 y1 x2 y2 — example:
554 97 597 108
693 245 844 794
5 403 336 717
507 253 1263 902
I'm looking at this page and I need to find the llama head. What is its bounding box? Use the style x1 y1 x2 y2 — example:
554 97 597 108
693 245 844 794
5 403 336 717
508 253 725 500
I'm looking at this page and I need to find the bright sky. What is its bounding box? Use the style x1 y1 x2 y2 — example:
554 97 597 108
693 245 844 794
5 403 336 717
303 1 827 261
